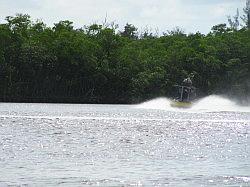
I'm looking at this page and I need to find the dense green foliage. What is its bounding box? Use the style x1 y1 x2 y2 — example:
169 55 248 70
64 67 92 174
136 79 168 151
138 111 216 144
0 14 249 104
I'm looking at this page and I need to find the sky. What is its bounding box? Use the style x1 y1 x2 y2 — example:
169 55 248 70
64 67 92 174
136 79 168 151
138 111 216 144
0 0 246 34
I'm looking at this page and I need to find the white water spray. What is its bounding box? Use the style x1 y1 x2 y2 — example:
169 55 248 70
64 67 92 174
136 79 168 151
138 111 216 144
135 97 173 110
136 95 250 112
192 95 237 111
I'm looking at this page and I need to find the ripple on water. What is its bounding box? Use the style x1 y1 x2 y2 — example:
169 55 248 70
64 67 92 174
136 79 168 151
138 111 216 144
0 103 249 186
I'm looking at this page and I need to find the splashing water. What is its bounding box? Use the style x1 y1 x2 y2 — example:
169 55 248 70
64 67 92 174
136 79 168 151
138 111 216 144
192 95 239 112
135 97 173 110
136 95 250 112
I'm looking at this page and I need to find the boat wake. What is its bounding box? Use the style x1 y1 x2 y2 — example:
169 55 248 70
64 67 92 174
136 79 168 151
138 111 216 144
135 97 173 110
136 95 250 112
0 114 249 123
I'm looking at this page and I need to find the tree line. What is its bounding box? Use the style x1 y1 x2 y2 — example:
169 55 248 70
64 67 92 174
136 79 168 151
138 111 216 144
0 3 249 104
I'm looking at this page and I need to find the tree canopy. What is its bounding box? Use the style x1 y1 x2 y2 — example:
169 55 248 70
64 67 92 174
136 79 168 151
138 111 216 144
0 12 249 104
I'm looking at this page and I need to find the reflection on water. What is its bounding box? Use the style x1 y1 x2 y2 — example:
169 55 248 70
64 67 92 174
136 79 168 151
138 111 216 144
0 100 249 186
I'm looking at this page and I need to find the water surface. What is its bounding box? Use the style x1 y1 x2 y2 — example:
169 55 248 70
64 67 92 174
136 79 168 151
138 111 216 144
0 97 250 186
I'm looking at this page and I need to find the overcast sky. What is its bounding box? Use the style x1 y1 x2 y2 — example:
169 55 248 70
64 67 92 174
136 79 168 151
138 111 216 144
0 0 246 34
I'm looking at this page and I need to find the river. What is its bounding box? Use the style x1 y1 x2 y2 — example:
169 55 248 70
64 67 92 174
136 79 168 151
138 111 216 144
0 96 249 186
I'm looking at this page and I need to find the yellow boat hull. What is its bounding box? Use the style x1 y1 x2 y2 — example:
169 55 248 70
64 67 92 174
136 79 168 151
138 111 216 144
170 100 192 108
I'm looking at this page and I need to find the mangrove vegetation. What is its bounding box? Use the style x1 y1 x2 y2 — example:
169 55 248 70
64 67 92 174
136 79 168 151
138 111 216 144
0 5 250 104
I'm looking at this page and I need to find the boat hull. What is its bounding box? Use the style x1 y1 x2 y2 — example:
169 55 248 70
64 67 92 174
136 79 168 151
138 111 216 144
170 100 192 108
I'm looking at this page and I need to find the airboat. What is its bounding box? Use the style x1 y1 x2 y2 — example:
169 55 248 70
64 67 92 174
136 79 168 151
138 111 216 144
170 85 196 108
